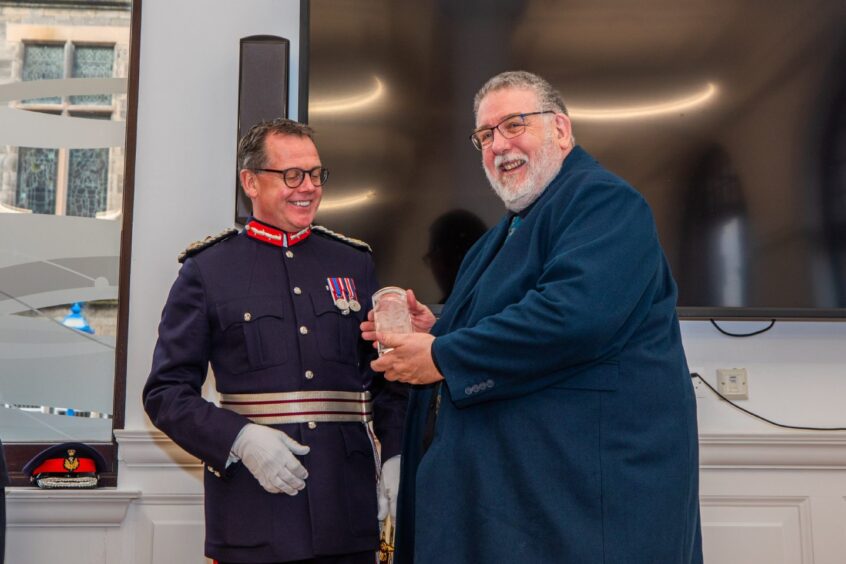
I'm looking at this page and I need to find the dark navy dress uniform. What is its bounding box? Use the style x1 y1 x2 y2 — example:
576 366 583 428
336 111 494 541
143 218 407 563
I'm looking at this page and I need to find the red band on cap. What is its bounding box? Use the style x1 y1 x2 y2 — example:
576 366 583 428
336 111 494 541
32 457 97 475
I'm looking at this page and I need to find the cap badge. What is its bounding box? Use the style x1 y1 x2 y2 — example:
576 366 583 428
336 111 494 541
64 449 80 472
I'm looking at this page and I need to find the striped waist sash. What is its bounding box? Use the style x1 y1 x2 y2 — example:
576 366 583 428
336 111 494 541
219 390 373 424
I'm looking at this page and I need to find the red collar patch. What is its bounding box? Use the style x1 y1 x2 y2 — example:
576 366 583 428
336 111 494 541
246 220 312 248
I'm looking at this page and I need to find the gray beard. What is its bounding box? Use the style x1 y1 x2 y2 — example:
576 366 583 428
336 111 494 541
484 136 563 213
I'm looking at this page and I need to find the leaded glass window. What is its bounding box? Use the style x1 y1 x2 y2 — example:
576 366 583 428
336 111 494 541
67 148 109 217
70 46 114 105
22 43 64 104
16 147 59 214
14 43 116 216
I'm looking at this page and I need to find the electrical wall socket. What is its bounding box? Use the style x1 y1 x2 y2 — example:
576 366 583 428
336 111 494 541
717 368 749 400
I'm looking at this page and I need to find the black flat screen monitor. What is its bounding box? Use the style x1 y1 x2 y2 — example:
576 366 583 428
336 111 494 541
308 0 846 319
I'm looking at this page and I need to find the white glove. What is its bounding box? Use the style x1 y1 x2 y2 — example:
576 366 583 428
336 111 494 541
378 455 401 521
230 423 310 495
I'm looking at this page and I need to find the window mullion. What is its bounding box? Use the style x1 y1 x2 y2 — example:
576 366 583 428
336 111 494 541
55 147 69 216
52 40 74 215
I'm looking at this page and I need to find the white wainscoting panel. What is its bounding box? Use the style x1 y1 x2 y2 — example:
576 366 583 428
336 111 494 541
5 489 140 564
699 432 846 564
116 429 207 564
700 496 811 564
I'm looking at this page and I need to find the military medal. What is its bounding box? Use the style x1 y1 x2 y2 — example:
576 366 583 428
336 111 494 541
327 277 350 311
344 278 362 312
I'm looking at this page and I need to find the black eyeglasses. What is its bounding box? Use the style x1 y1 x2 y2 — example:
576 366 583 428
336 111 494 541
254 166 329 188
469 111 555 151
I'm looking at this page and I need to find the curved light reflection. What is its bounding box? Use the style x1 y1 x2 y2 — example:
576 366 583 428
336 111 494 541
319 190 377 211
310 77 384 114
569 83 718 121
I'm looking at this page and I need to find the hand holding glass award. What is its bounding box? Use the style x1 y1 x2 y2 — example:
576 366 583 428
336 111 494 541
372 286 413 356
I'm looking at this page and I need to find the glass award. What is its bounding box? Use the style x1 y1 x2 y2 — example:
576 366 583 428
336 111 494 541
372 286 413 356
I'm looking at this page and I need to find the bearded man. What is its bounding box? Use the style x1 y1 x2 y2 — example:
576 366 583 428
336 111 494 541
361 71 703 564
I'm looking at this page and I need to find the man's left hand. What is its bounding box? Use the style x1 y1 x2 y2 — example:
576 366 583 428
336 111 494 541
370 333 444 385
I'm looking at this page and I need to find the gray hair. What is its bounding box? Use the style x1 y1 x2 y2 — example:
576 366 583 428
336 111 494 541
473 70 568 118
238 118 316 171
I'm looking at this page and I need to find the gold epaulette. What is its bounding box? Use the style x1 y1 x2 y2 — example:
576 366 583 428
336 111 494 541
312 225 372 253
178 228 239 263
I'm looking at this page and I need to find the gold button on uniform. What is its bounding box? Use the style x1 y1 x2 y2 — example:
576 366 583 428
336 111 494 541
305 370 314 380
307 422 317 429
243 312 252 321
293 287 302 295
299 326 308 335
285 250 294 258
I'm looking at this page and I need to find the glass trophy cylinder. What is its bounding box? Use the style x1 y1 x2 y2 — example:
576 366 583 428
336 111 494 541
372 286 413 356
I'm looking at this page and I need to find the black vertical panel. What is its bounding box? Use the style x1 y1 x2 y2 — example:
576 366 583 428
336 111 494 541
299 0 310 124
235 35 289 225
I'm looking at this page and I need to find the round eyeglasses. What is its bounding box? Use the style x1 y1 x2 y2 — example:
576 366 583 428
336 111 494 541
469 111 555 151
254 166 329 188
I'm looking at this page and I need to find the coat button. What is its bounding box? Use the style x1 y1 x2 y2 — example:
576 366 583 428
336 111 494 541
299 326 309 335
285 250 294 258
305 370 314 379
293 287 302 295
307 421 317 429
243 312 252 321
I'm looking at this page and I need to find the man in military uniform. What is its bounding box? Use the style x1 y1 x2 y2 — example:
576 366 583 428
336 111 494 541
143 118 406 564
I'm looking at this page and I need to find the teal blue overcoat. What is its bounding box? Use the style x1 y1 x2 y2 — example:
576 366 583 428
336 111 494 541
394 147 703 563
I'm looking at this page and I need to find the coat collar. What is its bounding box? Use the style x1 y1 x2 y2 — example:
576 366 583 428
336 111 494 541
245 218 312 248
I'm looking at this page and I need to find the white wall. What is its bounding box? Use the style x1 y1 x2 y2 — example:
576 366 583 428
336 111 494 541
683 320 846 433
126 0 302 431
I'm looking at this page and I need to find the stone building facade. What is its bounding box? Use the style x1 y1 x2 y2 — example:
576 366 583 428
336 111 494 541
0 0 131 218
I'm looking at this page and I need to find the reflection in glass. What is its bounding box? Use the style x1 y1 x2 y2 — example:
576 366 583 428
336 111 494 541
678 146 749 308
309 0 846 313
424 210 486 303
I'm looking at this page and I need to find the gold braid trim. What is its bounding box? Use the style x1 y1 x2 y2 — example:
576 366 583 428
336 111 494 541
178 228 239 263
312 225 372 253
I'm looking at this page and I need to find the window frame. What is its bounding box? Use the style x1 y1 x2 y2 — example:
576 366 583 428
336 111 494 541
2 0 140 488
